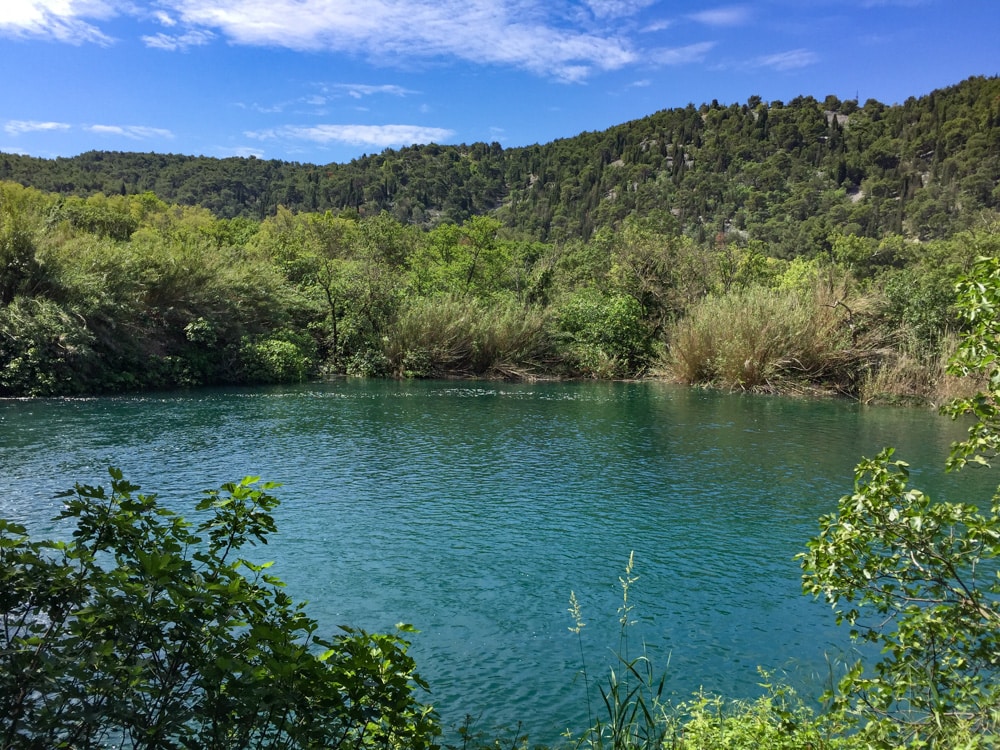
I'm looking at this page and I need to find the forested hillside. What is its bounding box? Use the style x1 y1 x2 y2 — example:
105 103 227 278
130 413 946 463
1 76 998 399
3 76 998 249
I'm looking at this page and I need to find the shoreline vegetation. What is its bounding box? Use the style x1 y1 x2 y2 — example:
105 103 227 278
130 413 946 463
2 75 998 404
5 261 1000 749
0 176 995 404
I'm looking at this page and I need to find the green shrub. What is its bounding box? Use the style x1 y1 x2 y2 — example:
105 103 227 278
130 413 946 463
345 348 392 377
0 296 100 396
0 182 53 306
555 290 653 378
56 196 139 242
240 334 312 383
669 683 854 750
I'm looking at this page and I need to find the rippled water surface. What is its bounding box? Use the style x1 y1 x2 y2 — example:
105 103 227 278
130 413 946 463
1 380 993 742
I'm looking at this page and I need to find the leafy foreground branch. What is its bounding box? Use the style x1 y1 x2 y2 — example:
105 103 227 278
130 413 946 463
0 471 437 750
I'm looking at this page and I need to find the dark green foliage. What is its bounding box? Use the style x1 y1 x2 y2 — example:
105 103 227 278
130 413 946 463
0 296 98 396
0 469 438 749
2 77 997 251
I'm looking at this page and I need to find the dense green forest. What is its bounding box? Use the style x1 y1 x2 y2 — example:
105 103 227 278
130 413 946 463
1 75 998 398
4 76 998 245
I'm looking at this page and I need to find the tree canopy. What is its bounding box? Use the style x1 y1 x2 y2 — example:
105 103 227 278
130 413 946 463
2 76 997 249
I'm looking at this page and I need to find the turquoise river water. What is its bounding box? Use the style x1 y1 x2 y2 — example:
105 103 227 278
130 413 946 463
1 379 995 743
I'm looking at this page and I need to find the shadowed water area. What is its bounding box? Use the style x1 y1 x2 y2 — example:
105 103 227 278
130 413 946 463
2 380 995 743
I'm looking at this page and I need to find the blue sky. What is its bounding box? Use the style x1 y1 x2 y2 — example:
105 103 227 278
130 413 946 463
1 0 997 165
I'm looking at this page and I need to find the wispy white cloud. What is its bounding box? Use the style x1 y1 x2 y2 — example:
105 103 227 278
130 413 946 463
142 28 214 49
4 119 72 135
652 41 716 65
582 0 656 20
641 19 672 33
752 48 818 71
327 83 419 99
859 32 893 45
2 119 167 146
235 84 413 117
157 0 637 81
687 6 751 27
220 146 266 158
2 0 742 83
153 10 177 26
243 101 286 113
86 124 175 139
0 0 115 44
246 123 456 148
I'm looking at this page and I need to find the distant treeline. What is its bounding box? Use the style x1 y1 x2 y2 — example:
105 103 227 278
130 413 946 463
2 76 998 251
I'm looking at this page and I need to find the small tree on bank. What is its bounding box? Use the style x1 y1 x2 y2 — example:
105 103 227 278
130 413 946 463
801 255 1000 747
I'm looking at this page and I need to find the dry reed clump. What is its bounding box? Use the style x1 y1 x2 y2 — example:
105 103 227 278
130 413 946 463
383 296 556 378
383 297 476 377
858 333 986 406
665 280 893 395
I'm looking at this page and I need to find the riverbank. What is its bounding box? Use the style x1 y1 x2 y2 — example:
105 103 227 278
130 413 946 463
2 181 996 401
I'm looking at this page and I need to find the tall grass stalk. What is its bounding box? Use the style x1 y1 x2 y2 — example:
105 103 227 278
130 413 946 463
570 553 670 750
568 591 593 733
